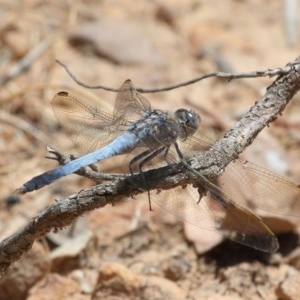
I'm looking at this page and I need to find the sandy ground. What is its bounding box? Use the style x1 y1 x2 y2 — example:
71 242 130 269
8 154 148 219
1 1 300 299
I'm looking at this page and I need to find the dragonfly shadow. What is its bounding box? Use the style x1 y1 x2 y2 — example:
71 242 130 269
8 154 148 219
206 232 299 268
277 232 300 256
207 240 273 267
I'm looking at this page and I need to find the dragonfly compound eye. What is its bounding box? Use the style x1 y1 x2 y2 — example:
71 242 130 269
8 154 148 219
174 109 200 138
187 110 201 131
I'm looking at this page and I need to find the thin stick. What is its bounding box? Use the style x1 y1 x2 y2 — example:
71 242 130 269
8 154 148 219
56 59 298 93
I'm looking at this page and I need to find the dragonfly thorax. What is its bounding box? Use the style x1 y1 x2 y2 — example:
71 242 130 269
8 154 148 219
129 110 182 149
174 109 201 141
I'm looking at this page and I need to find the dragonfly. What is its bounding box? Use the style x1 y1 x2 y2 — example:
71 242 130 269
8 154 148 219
16 79 300 252
16 80 200 193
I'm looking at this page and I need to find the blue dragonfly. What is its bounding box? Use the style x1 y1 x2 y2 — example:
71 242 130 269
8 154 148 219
16 79 300 253
16 79 200 193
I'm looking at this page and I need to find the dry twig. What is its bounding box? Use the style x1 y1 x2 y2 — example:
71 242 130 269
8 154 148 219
56 59 299 93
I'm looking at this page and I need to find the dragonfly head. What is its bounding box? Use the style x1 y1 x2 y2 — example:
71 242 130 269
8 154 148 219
174 109 201 140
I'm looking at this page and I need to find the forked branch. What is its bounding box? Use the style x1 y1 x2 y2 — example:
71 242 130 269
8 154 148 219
1 57 300 279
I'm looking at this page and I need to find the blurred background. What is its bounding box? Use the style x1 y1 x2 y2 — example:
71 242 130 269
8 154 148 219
1 0 300 299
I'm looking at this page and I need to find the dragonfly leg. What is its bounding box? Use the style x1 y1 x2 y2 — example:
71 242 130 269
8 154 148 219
129 149 152 175
174 142 184 160
196 185 208 204
128 148 159 211
162 148 172 165
174 142 206 204
128 147 167 211
174 142 225 206
128 149 153 175
138 147 166 172
137 147 168 211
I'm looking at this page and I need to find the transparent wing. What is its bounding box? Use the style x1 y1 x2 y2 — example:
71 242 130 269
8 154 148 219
184 130 300 218
113 79 151 122
52 91 129 155
151 184 278 252
142 121 300 251
218 160 300 217
123 118 278 251
51 80 151 155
